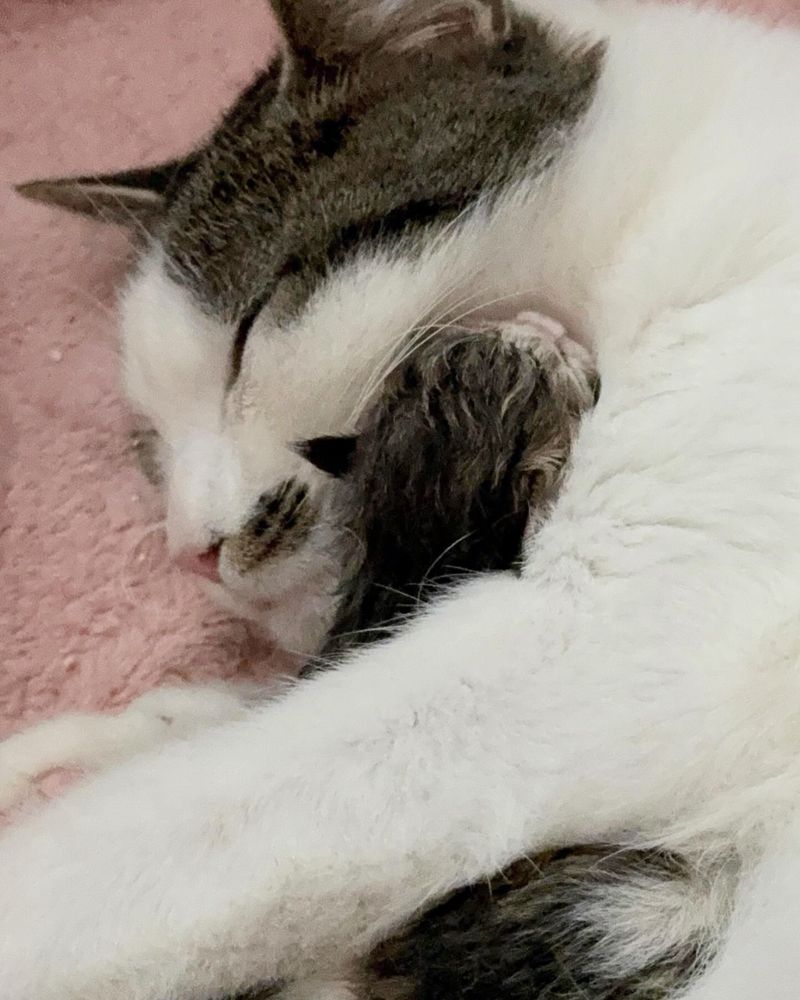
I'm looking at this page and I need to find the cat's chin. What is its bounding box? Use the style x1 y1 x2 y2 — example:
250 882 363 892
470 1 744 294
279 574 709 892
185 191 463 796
200 572 339 667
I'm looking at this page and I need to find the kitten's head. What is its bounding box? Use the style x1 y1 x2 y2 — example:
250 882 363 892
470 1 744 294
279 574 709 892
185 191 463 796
18 0 602 656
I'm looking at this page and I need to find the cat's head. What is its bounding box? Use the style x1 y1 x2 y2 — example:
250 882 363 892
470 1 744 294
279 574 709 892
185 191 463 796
18 0 602 656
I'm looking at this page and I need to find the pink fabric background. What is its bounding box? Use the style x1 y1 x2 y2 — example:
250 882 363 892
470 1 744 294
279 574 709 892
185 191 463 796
2 0 800 741
1 0 283 739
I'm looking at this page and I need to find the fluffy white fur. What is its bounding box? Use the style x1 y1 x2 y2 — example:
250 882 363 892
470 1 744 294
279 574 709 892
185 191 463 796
4 2 800 998
0 685 259 812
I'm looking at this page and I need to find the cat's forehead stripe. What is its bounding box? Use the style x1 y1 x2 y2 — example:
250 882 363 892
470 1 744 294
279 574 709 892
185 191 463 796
158 22 602 322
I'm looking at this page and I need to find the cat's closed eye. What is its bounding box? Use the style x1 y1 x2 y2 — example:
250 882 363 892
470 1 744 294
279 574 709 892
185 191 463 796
228 304 263 385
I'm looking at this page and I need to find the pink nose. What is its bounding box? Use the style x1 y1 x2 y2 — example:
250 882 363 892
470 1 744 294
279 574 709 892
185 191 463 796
173 543 222 583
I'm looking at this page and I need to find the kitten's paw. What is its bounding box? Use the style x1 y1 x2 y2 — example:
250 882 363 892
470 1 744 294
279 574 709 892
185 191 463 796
500 310 569 347
494 311 594 375
488 312 598 411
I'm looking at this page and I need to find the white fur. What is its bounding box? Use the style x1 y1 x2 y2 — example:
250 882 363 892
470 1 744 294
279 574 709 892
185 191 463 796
4 2 800 997
579 851 738 981
677 812 800 1000
0 685 257 812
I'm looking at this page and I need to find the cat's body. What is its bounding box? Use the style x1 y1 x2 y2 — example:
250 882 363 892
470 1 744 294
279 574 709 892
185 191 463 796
5 2 800 999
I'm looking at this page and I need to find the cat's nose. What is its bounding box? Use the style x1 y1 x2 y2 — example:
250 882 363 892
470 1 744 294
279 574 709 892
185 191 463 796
173 542 222 583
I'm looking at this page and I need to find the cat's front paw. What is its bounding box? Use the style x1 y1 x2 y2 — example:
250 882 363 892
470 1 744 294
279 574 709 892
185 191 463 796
0 683 258 812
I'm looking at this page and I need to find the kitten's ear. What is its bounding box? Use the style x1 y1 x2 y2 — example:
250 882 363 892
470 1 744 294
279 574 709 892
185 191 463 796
271 0 511 76
14 157 196 229
297 435 358 478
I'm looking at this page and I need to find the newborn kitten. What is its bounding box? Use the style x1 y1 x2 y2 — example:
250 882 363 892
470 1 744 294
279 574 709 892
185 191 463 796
314 312 596 660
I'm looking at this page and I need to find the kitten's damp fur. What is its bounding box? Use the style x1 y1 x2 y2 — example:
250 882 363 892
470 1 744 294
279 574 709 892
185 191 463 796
318 317 598 658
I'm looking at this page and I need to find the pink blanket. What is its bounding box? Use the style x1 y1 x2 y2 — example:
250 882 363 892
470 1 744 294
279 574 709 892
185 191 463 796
2 0 282 739
2 0 799 740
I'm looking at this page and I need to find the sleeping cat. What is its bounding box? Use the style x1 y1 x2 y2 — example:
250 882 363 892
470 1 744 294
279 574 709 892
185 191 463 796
0 308 723 1000
5 1 800 999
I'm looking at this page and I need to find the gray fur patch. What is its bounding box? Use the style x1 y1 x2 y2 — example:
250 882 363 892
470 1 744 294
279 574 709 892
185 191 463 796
129 427 163 487
364 848 729 1000
225 478 316 574
159 17 602 322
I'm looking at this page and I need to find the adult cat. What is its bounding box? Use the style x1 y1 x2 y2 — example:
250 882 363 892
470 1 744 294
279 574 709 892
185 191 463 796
5 1 800 999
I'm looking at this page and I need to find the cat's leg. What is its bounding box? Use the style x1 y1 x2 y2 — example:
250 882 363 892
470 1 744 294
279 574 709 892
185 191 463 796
0 683 263 811
0 565 797 1000
3 286 800 1000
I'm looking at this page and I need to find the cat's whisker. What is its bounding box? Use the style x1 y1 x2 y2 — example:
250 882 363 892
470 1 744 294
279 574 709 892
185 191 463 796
371 283 533 395
344 271 469 423
346 265 489 414
372 582 418 603
336 525 368 563
284 648 339 672
415 529 480 606
350 285 534 423
419 199 489 258
322 623 399 643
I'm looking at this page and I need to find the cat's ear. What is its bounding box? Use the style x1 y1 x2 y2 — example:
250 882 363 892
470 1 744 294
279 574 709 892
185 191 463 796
271 0 512 77
297 435 358 478
14 157 196 230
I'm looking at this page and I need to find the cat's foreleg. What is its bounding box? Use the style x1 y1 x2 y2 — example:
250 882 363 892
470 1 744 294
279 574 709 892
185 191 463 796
0 559 793 1000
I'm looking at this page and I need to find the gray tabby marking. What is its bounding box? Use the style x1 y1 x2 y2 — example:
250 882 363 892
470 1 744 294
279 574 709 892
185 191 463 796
226 479 316 573
159 12 601 322
364 849 723 1000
